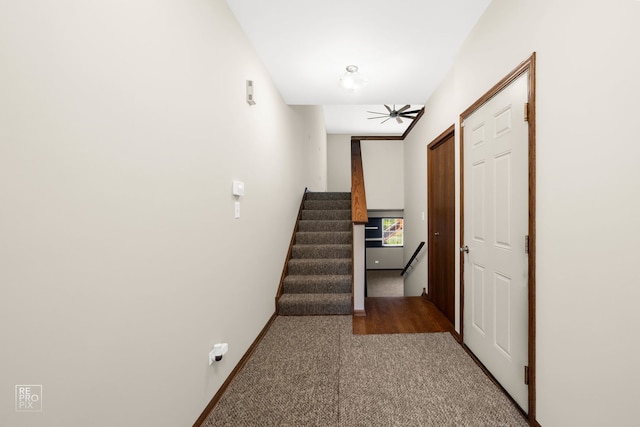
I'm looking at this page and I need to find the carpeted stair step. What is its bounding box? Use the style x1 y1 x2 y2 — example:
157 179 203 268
295 231 352 245
297 220 352 232
278 191 353 315
301 209 351 221
305 192 351 201
303 199 351 211
292 244 352 259
283 274 352 294
277 293 352 316
287 258 352 275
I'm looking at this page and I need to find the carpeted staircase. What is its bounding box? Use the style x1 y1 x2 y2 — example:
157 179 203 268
277 192 353 315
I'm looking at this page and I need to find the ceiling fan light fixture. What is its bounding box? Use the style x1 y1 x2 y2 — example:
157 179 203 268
367 104 422 124
339 65 368 92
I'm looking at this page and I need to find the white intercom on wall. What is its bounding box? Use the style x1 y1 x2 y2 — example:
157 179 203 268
232 180 245 197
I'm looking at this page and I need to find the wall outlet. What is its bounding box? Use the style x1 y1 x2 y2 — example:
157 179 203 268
209 343 229 365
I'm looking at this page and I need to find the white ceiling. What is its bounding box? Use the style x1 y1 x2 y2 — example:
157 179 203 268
225 0 492 136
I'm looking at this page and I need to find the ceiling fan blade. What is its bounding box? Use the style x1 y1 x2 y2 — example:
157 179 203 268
381 117 392 124
367 111 388 115
384 104 392 113
397 105 411 113
402 109 422 114
396 117 403 124
368 116 389 120
398 113 418 118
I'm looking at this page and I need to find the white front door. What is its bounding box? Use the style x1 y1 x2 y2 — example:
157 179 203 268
462 71 529 411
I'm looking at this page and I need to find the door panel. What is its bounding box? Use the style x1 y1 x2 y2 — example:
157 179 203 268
471 161 486 242
472 263 485 333
427 129 455 324
494 272 511 356
463 71 529 412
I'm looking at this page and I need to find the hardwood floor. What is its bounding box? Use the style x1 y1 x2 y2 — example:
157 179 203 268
352 296 455 335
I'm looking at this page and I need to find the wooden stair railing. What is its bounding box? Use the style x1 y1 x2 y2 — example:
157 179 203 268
350 139 368 225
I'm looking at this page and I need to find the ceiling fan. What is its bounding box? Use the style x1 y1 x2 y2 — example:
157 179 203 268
367 104 422 124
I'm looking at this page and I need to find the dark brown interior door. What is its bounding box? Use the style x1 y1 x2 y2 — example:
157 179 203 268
428 128 455 324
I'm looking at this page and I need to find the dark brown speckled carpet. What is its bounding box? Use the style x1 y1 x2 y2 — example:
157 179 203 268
203 316 527 427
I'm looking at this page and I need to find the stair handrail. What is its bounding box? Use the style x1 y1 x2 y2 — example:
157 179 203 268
350 139 368 224
400 241 425 276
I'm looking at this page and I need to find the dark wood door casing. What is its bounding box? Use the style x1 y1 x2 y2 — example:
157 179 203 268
427 126 456 324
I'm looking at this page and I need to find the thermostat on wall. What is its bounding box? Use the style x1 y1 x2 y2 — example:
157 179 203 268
232 180 245 196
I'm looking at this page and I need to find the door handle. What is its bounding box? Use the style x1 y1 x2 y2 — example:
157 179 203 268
459 245 469 253
434 232 440 236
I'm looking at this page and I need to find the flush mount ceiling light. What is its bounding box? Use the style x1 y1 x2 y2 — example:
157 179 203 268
339 65 368 92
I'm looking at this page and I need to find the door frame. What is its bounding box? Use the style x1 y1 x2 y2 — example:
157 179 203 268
427 125 455 323
459 53 537 423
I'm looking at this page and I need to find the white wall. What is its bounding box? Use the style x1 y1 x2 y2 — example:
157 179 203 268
327 134 352 192
403 76 456 293
361 140 404 210
403 0 640 426
366 248 404 270
0 1 326 426
327 135 404 209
